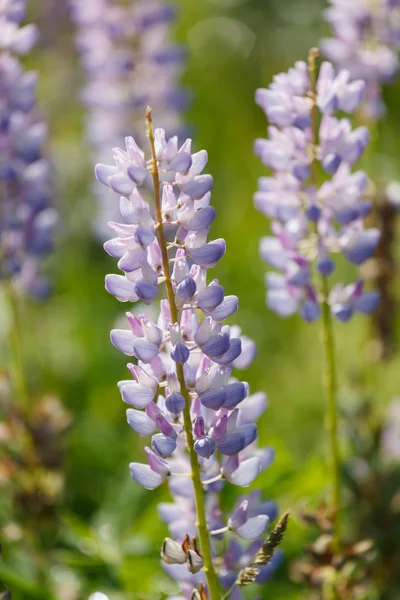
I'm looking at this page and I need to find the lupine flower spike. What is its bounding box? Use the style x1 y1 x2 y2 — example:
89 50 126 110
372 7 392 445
321 0 400 120
95 109 287 599
70 0 189 238
0 0 56 410
0 0 56 298
254 48 379 544
321 0 400 359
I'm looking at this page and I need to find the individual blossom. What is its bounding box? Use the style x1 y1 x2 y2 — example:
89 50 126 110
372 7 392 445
70 0 189 238
95 111 286 599
321 0 400 119
254 57 380 323
0 0 56 298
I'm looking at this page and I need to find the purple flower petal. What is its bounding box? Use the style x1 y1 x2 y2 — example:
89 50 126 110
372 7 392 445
170 151 192 173
213 338 242 365
194 436 216 458
206 295 239 321
217 432 245 456
197 284 224 310
354 291 380 314
104 238 126 259
129 463 164 490
236 514 269 541
105 274 139 302
187 206 216 231
238 392 268 424
343 229 380 265
236 423 258 447
187 239 226 268
171 341 190 364
120 383 155 408
132 338 160 362
127 164 148 184
126 408 157 436
228 501 248 530
165 392 186 413
200 387 226 410
222 382 248 409
95 163 118 186
108 173 135 196
177 277 196 299
118 249 146 273
300 300 321 322
225 457 261 487
201 332 230 358
136 279 159 304
180 174 214 199
152 433 177 457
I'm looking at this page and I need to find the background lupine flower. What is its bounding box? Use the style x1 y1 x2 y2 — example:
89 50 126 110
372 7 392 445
70 0 189 238
95 115 284 598
321 1 400 360
254 59 380 323
0 0 56 298
321 0 400 120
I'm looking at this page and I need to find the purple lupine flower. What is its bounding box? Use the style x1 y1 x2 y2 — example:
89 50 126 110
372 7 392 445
96 122 281 597
254 60 380 323
70 0 189 238
321 0 400 119
0 0 56 298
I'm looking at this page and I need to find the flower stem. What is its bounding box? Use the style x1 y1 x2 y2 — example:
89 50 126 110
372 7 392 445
4 280 29 408
307 48 341 543
146 108 220 600
320 275 341 543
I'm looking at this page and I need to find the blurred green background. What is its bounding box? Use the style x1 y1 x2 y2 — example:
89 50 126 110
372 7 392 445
1 0 400 598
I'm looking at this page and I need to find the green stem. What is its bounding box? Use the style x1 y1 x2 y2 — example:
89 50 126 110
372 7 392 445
307 49 341 542
4 281 29 407
146 108 220 600
320 276 341 542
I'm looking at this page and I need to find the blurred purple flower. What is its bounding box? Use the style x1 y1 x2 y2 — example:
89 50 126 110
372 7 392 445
321 0 400 119
70 0 189 238
254 60 379 323
0 0 56 298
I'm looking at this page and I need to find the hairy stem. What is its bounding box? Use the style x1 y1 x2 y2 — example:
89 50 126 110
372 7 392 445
308 49 341 542
146 108 220 600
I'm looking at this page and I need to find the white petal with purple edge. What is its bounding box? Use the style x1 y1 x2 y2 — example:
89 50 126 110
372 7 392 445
226 457 261 487
110 329 134 355
129 463 164 490
120 383 155 408
105 274 138 302
126 409 157 436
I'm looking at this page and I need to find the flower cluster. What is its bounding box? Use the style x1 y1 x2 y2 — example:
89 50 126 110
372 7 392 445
70 0 188 238
95 118 281 597
161 489 283 598
321 0 400 119
0 0 56 298
254 59 380 322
